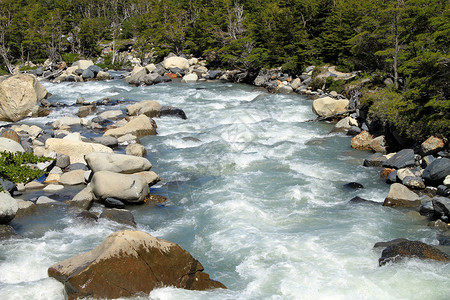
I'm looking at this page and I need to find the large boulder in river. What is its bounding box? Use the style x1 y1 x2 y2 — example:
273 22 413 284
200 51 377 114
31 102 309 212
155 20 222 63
127 100 162 118
0 74 48 122
104 115 157 138
91 171 149 203
378 239 450 266
350 131 374 151
0 192 18 224
85 152 151 174
48 230 226 299
163 56 189 71
422 158 450 185
382 149 416 169
0 137 25 153
312 96 349 118
383 183 420 207
45 138 113 164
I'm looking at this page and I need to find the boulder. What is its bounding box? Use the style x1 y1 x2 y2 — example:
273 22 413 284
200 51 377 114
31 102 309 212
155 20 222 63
96 71 112 80
45 138 113 164
382 149 416 169
87 65 102 76
104 115 157 138
432 197 450 221
290 78 302 90
36 196 61 207
160 106 187 119
135 171 161 186
277 85 293 94
351 131 374 151
312 96 349 118
332 116 358 132
48 230 225 299
52 117 90 129
0 192 18 224
99 208 136 227
43 184 64 192
422 158 450 184
15 199 37 217
91 171 149 203
1 128 21 143
125 143 147 157
378 240 450 266
380 168 395 180
444 175 450 188
343 182 364 189
0 178 17 195
59 170 86 186
68 185 94 210
363 153 387 167
104 198 125 209
56 154 71 169
77 105 97 118
181 73 198 83
0 74 48 122
347 126 362 136
402 176 425 189
81 69 95 80
369 135 387 154
396 168 415 181
142 73 164 85
420 136 445 156
164 56 190 71
89 136 118 148
85 152 151 174
0 224 18 239
0 137 25 153
74 60 94 70
127 66 147 85
145 64 156 73
383 183 421 207
373 238 409 249
127 100 162 118
99 110 123 120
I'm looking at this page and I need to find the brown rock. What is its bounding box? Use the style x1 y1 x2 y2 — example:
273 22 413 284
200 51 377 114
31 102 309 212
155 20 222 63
48 230 226 299
145 194 167 204
379 240 450 266
0 129 21 144
420 136 445 156
383 183 421 208
351 131 374 151
380 168 395 180
369 135 387 154
77 105 97 118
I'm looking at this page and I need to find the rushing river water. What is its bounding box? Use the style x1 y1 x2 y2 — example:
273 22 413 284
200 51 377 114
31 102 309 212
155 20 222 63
0 79 448 299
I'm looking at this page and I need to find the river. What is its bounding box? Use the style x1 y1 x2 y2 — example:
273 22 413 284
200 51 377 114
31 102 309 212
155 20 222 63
0 79 448 299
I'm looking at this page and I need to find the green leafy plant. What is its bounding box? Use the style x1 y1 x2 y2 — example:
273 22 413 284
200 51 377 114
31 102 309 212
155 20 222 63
0 151 54 185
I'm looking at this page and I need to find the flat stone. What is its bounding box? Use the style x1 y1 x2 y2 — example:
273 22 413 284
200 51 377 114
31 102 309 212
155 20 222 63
59 170 86 185
363 153 387 167
68 185 94 210
100 208 136 227
43 184 65 192
382 149 416 169
15 199 38 217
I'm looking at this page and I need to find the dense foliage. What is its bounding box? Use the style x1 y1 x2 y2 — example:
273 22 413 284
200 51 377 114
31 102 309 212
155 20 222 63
0 0 448 141
0 151 53 185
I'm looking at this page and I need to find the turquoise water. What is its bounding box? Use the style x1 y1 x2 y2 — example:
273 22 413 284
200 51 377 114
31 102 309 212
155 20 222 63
0 80 448 299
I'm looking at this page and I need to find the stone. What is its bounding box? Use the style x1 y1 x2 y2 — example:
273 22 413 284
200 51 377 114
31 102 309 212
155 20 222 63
0 178 17 195
91 171 149 203
96 71 112 80
363 153 387 167
77 105 97 118
145 63 156 73
99 110 123 120
127 67 147 85
0 137 25 153
181 73 198 83
15 199 37 217
104 115 157 138
76 211 98 222
164 56 190 71
142 73 164 85
43 184 64 192
348 196 379 205
59 170 86 185
369 135 387 154
56 154 71 169
0 224 18 239
380 168 395 180
135 171 161 186
343 182 364 189
74 60 94 70
432 197 450 221
67 163 88 171
24 181 45 190
402 176 425 189
160 106 187 119
48 230 226 299
437 185 450 197
1 128 21 143
45 138 113 164
117 134 138 144
104 198 125 209
0 74 48 122
397 168 416 181
382 149 416 169
87 65 102 76
89 136 118 148
373 238 409 249
127 100 162 118
383 183 421 207
422 158 450 184
125 143 147 157
419 201 435 217
44 173 61 184
420 136 445 156
351 131 374 151
146 194 168 204
429 219 449 231
444 175 450 188
277 85 293 94
332 116 358 132
36 196 60 206
0 192 18 224
378 240 450 266
347 126 362 136
290 78 302 90
100 208 136 227
52 117 90 129
312 96 349 118
69 185 94 210
81 69 95 80
85 152 151 174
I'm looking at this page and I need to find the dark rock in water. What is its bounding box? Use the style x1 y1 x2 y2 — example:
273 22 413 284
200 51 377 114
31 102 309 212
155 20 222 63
146 194 168 205
349 196 379 205
99 208 136 227
432 197 450 221
428 219 448 230
76 211 98 222
386 170 398 184
419 201 435 217
343 182 364 189
0 178 17 195
437 231 450 246
363 153 386 167
77 105 97 118
67 163 88 171
74 68 83 76
104 198 125 209
160 75 172 82
160 106 187 120
182 137 201 142
0 225 18 239
378 240 450 266
88 65 102 76
205 70 222 80
437 185 450 197
154 63 167 75
64 75 76 82
47 230 226 299
382 149 415 169
91 116 113 126
82 69 95 79
170 67 185 76
56 154 70 169
422 158 450 185
373 238 409 249
36 132 53 144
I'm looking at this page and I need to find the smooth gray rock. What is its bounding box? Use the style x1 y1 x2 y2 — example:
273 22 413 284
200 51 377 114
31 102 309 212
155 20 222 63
160 106 187 119
383 183 420 207
89 136 118 148
69 185 94 210
85 152 151 174
82 69 95 79
91 171 149 203
382 149 415 169
104 198 125 209
0 192 18 224
363 153 387 167
432 197 450 221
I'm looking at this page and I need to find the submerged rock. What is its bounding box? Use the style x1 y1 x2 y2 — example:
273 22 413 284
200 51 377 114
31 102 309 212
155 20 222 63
100 208 136 227
48 230 225 299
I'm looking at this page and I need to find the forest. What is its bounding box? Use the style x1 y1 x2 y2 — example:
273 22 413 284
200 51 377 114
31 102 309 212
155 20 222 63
0 0 448 141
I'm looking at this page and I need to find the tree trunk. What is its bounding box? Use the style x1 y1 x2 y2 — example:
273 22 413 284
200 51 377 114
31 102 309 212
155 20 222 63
393 14 399 90
0 47 13 74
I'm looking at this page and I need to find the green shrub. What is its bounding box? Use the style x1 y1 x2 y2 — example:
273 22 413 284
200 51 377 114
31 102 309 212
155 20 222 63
325 77 345 93
61 53 82 65
19 65 38 71
0 151 54 185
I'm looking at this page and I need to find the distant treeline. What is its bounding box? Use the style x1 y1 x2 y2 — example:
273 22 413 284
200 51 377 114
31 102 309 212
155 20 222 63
0 0 448 140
